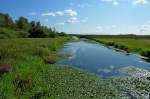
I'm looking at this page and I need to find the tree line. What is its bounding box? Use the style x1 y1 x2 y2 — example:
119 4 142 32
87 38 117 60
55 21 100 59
0 13 67 38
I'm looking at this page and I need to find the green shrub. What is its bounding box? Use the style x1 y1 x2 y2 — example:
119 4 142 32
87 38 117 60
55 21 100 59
114 43 119 48
118 45 128 51
34 47 51 58
140 50 150 57
107 42 115 46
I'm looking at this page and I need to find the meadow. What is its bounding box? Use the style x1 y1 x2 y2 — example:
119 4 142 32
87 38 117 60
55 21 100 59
83 35 150 58
0 37 120 99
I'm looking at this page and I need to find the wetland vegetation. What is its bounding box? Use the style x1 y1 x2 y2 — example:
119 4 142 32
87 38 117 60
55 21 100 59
80 35 150 58
1 13 150 99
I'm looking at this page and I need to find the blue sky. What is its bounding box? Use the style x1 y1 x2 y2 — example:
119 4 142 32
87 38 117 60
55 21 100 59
0 0 150 35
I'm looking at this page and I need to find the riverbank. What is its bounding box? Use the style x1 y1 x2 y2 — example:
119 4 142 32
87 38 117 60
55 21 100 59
0 37 121 98
56 39 150 98
87 36 150 58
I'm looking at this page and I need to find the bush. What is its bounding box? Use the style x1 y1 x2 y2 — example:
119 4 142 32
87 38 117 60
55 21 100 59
59 32 67 36
29 28 49 38
33 47 51 59
107 42 115 46
140 50 150 58
118 45 128 51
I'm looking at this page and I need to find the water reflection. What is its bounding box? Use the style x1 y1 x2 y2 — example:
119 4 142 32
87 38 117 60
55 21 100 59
57 41 150 77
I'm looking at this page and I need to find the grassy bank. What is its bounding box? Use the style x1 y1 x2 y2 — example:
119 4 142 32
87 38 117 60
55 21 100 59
87 36 150 58
0 37 120 98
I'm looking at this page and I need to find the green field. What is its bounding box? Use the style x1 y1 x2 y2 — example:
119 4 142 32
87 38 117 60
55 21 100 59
86 35 150 58
0 37 121 99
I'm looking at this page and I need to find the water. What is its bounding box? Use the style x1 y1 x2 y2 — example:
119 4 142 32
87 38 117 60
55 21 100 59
57 40 150 77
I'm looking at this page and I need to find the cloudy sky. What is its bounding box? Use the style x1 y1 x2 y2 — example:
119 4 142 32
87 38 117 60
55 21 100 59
0 0 150 35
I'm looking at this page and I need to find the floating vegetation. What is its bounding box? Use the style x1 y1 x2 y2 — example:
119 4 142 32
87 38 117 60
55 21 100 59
119 66 150 77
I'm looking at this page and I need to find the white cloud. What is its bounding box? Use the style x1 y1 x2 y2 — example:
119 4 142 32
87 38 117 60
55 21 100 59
113 1 119 5
30 12 37 16
55 11 64 16
42 9 77 17
133 0 148 5
67 17 79 24
56 22 65 26
101 0 149 6
64 9 77 17
101 0 119 6
56 17 80 25
41 12 56 16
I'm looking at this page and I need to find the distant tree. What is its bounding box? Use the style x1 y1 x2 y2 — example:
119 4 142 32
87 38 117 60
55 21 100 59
59 32 67 36
29 28 49 38
29 21 49 38
16 17 30 31
0 12 63 38
30 21 36 28
48 27 58 38
36 21 41 28
0 13 15 28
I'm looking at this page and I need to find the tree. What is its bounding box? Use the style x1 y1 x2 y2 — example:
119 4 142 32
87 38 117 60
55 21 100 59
16 17 30 31
29 27 48 38
30 21 36 28
47 27 58 38
0 13 15 28
29 21 49 38
0 12 62 38
59 32 67 36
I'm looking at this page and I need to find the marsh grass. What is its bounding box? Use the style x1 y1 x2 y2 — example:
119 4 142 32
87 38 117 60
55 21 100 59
0 37 121 98
93 37 150 58
0 37 69 98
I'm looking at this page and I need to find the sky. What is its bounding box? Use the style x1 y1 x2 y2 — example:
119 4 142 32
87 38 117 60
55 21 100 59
0 0 150 35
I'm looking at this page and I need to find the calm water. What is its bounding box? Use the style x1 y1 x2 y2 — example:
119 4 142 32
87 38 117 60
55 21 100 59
57 40 150 77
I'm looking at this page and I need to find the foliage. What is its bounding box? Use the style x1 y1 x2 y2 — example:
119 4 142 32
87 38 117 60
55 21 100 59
16 17 31 31
59 32 68 36
0 13 68 38
0 13 15 29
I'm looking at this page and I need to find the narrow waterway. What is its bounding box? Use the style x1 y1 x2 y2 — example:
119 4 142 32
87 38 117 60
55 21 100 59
57 40 150 77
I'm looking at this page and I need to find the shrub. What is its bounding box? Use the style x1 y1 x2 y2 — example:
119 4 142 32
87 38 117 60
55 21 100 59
107 42 115 46
114 43 119 48
34 48 51 58
59 32 67 36
140 50 150 58
29 28 49 38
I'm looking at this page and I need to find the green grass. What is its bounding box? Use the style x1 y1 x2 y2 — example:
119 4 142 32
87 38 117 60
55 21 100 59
92 37 150 58
0 27 29 39
0 37 120 98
